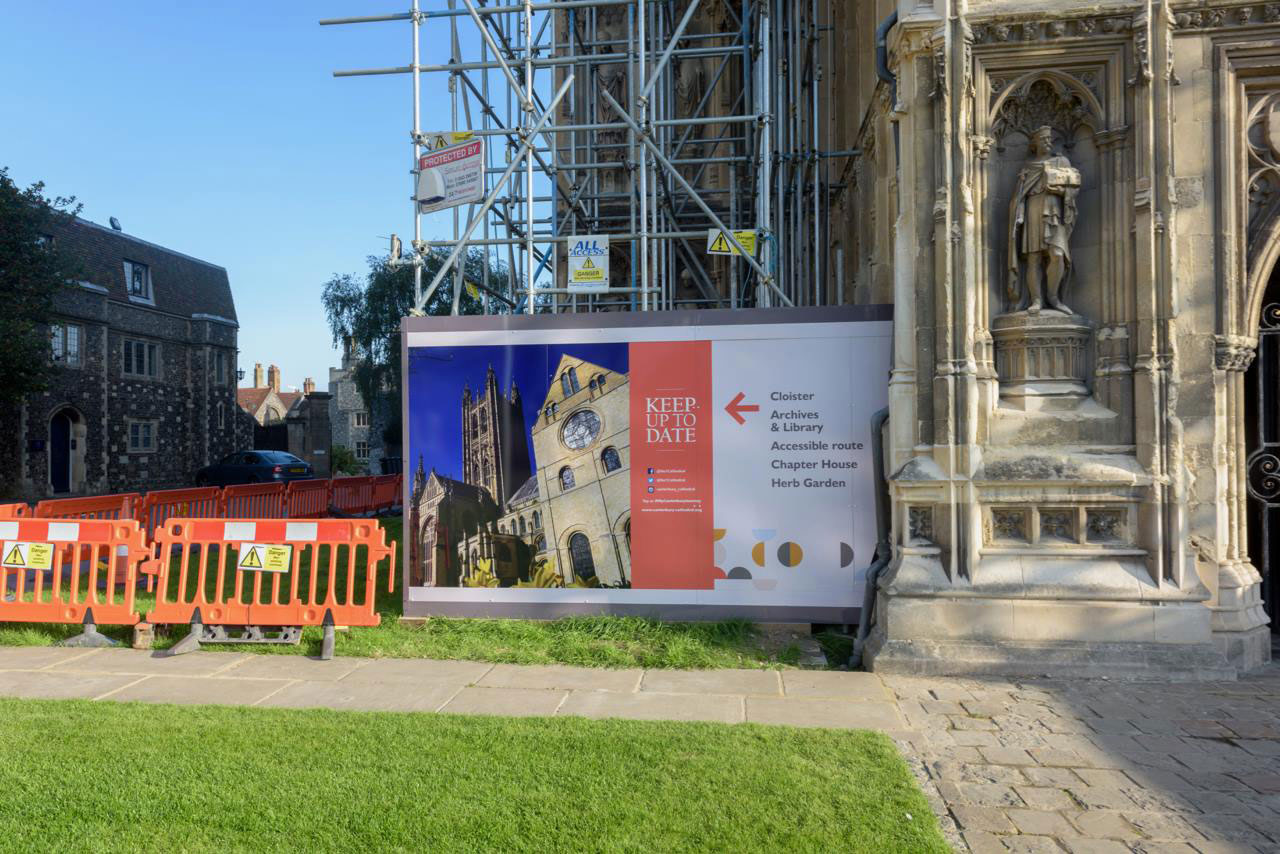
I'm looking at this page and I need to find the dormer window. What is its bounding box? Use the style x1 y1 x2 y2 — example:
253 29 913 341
124 260 152 301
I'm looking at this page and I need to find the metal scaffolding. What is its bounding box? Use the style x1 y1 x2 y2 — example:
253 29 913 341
322 0 840 315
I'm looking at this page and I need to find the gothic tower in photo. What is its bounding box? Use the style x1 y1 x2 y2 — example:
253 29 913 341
461 365 532 506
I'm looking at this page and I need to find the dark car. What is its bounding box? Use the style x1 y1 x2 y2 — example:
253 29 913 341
195 451 313 487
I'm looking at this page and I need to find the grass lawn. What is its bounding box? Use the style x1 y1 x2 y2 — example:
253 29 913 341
0 698 948 853
0 517 843 669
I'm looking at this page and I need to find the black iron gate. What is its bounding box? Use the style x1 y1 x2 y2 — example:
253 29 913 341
1247 301 1280 629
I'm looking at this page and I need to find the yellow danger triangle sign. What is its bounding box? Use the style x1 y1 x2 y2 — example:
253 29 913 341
581 257 596 269
3 545 23 567
240 546 263 569
708 233 730 253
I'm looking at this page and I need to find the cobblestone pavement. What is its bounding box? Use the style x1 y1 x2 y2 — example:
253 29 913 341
884 664 1280 853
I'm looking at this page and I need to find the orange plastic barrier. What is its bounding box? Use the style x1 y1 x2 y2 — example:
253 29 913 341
142 517 395 629
0 517 148 626
285 479 330 518
137 487 222 538
221 482 285 519
331 477 375 516
370 475 401 513
0 504 31 519
35 492 140 521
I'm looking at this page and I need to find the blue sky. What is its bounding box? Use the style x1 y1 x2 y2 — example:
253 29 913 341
407 343 629 482
0 2 485 392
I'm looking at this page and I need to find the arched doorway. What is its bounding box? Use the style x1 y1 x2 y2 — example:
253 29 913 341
48 407 86 494
1246 259 1280 629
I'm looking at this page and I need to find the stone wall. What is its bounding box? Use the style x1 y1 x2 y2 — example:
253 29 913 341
834 0 1278 678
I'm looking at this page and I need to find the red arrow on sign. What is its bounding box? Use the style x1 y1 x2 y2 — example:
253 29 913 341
725 392 760 425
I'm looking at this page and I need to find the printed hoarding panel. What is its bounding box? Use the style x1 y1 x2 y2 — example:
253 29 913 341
401 307 891 622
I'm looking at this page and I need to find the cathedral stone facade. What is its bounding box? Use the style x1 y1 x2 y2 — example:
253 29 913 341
832 0 1280 678
409 354 631 588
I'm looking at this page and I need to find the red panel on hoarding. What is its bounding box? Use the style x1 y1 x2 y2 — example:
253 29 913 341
628 340 715 589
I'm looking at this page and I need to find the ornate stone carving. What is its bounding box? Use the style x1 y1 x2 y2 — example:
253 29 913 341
992 76 1098 142
1007 127 1082 314
1215 333 1259 371
991 508 1028 542
1172 6 1268 29
991 313 1092 409
1130 13 1153 87
1086 509 1126 543
1245 92 1280 253
972 15 1128 43
1040 509 1075 542
908 506 934 543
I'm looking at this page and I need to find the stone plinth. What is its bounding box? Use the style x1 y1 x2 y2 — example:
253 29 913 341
991 311 1091 410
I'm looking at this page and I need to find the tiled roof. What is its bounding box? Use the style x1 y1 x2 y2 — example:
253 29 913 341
52 216 237 322
507 475 540 508
236 387 271 414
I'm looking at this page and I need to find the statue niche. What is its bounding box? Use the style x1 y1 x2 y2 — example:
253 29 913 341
990 119 1092 412
1007 126 1080 315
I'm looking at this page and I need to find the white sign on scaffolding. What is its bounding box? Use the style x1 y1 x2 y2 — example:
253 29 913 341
416 137 485 214
566 235 610 292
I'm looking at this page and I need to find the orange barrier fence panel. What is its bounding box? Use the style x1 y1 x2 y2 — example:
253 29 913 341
331 476 375 515
142 517 396 628
35 492 140 521
284 479 330 518
221 482 285 519
0 518 148 625
138 487 222 538
0 504 31 519
369 475 403 512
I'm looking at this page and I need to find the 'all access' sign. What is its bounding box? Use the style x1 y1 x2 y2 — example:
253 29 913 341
567 236 609 293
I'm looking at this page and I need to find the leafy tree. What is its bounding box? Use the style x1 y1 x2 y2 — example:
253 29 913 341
329 444 362 476
0 167 81 408
321 250 511 417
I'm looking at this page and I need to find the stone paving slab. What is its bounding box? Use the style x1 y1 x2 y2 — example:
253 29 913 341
639 667 782 696
559 689 744 723
105 675 291 707
441 686 570 717
258 679 464 713
46 649 248 677
477 663 642 692
218 655 366 682
334 657 493 686
745 696 904 730
0 669 142 700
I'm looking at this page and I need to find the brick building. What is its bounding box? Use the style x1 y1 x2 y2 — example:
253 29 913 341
5 216 238 498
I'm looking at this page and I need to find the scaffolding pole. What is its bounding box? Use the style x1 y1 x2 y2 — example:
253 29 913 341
324 0 837 315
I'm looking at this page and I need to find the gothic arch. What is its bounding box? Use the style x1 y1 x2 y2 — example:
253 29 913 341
987 71 1104 143
1243 92 1280 335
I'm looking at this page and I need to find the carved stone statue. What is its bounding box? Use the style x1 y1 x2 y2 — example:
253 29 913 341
1007 125 1081 314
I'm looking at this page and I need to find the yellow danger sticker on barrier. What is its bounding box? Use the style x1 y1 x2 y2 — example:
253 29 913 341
1 542 54 571
706 228 758 257
423 131 475 151
237 543 292 573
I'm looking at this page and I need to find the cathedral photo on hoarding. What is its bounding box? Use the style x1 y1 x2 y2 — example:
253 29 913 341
407 345 631 589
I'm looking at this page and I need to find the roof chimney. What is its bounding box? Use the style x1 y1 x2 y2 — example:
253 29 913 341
253 363 264 388
268 364 280 393
303 377 315 395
